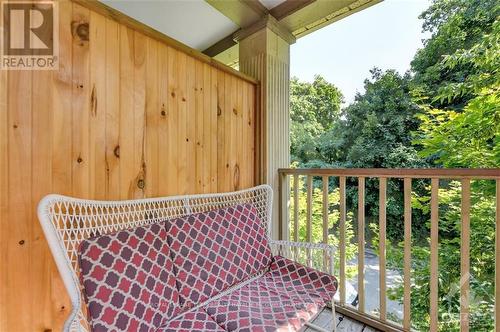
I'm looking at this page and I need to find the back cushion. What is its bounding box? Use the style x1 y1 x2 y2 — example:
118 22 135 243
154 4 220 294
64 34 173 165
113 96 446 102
78 222 179 331
166 203 272 308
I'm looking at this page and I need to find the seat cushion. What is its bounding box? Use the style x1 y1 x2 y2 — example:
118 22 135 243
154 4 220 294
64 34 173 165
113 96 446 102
166 203 272 308
78 222 180 331
204 279 320 332
262 256 338 305
156 309 225 332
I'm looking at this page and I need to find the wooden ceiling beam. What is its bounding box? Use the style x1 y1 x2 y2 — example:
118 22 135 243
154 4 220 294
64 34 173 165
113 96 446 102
205 0 268 28
203 0 307 57
203 0 383 58
203 34 237 58
269 0 316 21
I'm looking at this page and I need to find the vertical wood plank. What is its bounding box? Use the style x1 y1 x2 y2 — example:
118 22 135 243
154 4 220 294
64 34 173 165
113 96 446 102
157 44 170 195
132 31 147 199
403 177 412 330
89 12 107 200
209 67 218 192
50 1 73 327
248 83 255 186
430 178 439 331
165 47 179 196
0 31 8 332
306 175 313 265
339 176 347 306
358 177 366 313
293 174 299 244
177 52 187 194
119 25 134 199
322 176 329 243
185 56 196 194
229 75 237 191
195 61 205 193
461 179 471 332
218 72 230 192
379 177 387 321
235 78 243 190
7 33 33 330
72 4 90 198
104 18 120 200
322 176 329 269
31 1 55 326
241 82 249 188
145 38 159 197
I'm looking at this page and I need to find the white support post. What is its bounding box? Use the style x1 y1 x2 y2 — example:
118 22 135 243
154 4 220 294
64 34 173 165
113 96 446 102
238 15 295 240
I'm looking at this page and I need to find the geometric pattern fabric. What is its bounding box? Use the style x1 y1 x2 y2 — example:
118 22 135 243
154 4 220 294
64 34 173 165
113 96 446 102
156 309 225 332
203 256 337 332
78 204 337 332
78 222 179 331
166 204 272 308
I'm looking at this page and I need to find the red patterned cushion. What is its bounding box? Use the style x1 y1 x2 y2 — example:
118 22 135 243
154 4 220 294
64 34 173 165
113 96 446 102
156 309 225 332
204 279 320 331
166 204 272 308
78 223 180 331
263 256 337 305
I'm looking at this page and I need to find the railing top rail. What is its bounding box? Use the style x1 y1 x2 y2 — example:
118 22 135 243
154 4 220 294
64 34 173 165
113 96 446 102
278 168 500 179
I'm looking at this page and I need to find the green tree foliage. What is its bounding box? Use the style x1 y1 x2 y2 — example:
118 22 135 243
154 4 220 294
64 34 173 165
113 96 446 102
290 75 343 164
328 69 424 169
289 1 498 330
411 0 499 108
415 18 500 168
396 11 499 331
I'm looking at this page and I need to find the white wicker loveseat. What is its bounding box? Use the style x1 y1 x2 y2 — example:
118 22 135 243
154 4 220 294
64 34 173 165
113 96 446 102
38 185 337 332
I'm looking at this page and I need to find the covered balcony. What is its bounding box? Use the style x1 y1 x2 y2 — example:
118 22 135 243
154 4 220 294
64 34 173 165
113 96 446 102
0 0 498 331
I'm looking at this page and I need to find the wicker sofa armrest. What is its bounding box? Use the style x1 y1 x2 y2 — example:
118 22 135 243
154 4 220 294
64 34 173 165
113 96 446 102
268 240 336 275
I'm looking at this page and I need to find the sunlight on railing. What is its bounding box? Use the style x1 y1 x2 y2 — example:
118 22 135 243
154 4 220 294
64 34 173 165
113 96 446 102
278 168 499 332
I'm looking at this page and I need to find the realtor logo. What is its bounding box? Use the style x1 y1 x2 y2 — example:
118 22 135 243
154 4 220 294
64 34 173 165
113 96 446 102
1 1 59 70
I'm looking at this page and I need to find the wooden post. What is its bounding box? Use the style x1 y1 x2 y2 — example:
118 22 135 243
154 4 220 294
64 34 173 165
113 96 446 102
430 178 439 331
339 176 347 306
358 177 365 313
322 176 329 270
306 175 313 266
293 174 299 259
379 177 387 321
238 21 294 240
461 179 471 332
403 178 412 330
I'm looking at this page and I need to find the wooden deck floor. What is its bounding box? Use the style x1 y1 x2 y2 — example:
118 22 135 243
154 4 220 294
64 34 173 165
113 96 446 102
306 308 381 332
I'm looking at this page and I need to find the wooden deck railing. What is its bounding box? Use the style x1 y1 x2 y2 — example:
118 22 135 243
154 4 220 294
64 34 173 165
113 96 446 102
277 168 500 332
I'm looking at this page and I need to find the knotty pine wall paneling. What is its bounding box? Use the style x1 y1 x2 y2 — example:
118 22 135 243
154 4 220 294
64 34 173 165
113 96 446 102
0 1 259 330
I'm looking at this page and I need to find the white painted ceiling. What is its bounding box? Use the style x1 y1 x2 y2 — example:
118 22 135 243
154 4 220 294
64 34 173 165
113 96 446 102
101 0 239 51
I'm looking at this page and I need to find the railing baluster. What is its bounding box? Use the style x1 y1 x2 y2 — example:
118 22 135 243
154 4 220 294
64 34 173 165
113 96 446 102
358 177 365 313
276 168 500 332
322 176 329 271
293 174 299 260
339 176 347 306
379 177 387 321
461 179 471 332
306 175 312 266
403 178 412 330
496 179 500 331
430 178 439 331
